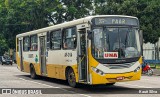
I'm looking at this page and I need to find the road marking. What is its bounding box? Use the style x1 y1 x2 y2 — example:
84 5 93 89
117 83 153 88
19 78 59 88
19 78 91 97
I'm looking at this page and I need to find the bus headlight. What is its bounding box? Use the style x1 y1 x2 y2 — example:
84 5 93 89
92 67 104 76
134 66 141 72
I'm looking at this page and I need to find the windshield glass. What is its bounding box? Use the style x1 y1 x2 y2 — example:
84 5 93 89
3 56 11 60
92 27 141 59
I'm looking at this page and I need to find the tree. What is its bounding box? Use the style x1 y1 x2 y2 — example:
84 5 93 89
94 0 160 44
0 0 93 49
0 34 8 55
52 0 93 24
0 0 60 49
140 0 160 43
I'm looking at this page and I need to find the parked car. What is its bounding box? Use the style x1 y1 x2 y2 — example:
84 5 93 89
0 56 12 65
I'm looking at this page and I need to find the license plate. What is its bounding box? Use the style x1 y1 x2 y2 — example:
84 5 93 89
116 76 124 80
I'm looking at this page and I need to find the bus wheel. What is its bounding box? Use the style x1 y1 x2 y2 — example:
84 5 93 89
67 68 76 87
30 65 37 79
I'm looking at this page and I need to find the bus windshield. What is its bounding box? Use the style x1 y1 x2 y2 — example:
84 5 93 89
92 27 141 59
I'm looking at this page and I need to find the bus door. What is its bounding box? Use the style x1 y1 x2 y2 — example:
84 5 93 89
39 36 47 76
19 39 24 71
77 28 88 82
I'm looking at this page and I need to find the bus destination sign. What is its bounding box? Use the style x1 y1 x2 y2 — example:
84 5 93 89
93 17 139 26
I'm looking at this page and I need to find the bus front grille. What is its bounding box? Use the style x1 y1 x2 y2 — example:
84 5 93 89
104 62 135 69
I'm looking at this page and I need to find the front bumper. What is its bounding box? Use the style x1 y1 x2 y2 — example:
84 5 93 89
2 61 12 64
91 68 141 85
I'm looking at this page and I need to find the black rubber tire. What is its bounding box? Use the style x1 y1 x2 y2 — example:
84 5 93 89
147 69 153 76
30 65 37 79
67 68 77 87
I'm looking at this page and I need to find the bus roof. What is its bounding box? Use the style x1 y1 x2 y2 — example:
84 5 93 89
16 15 138 38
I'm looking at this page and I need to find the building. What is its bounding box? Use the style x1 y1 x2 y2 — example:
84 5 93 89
143 38 160 63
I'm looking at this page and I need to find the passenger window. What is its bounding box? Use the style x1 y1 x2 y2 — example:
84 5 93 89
30 35 38 51
50 30 61 50
63 27 76 49
47 32 50 50
23 36 30 51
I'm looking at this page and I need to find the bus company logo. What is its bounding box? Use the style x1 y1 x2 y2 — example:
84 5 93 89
1 89 42 94
2 89 11 94
104 52 118 59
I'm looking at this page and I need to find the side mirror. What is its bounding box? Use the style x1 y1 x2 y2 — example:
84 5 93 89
87 30 92 40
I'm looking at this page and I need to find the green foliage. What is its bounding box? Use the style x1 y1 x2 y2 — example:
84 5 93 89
94 0 160 44
140 0 160 43
0 0 60 50
0 0 93 51
52 0 93 24
0 34 8 55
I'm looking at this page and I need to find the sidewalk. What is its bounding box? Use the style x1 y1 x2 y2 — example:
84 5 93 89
153 69 160 76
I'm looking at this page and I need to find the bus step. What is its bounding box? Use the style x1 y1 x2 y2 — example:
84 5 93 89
79 80 87 82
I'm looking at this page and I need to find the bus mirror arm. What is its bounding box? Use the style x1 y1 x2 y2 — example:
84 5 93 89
87 30 92 40
78 55 83 57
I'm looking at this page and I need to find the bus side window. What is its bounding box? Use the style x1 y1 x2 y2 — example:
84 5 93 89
23 36 30 51
30 35 38 51
63 27 76 49
50 30 61 50
63 41 68 48
17 38 19 52
47 32 50 50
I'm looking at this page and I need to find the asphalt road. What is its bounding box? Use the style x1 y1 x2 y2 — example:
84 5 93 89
0 64 160 97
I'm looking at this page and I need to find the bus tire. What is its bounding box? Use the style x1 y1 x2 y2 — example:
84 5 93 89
67 68 77 87
30 65 37 79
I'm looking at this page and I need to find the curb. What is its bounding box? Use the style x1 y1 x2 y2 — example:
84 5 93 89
153 69 160 76
153 74 160 76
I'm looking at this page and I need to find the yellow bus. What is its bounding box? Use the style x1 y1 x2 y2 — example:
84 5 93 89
16 15 143 87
